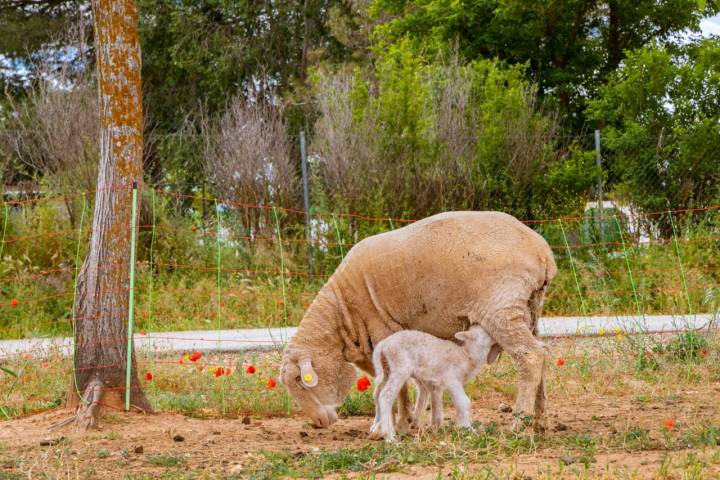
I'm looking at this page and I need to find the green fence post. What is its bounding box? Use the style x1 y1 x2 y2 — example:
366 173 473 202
71 193 88 402
331 214 345 259
668 210 693 315
558 219 588 317
125 182 139 412
215 200 226 414
613 215 645 330
272 206 289 341
147 189 157 400
0 202 8 262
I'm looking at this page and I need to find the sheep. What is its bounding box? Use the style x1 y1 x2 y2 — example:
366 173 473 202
369 326 496 442
280 211 556 432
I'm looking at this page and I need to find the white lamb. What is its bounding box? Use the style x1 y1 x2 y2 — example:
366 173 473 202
369 325 496 442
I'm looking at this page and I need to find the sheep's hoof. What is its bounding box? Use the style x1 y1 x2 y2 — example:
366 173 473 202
395 416 413 434
510 413 535 433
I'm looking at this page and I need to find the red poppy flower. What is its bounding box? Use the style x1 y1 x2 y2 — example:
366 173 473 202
140 330 147 336
189 352 202 362
191 224 197 232
664 418 674 430
141 311 148 320
225 368 232 376
356 376 371 392
145 372 153 381
41 361 50 369
220 302 225 308
276 300 284 307
10 298 19 307
246 365 256 375
303 303 310 309
214 367 224 378
556 358 565 367
700 348 708 358
267 378 277 389
210 311 216 318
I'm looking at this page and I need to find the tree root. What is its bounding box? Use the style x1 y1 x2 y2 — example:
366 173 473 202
74 377 104 430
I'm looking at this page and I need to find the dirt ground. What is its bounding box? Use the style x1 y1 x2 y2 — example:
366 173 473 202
2 380 720 479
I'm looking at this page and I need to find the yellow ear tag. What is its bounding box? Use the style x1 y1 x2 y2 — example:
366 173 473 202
303 373 313 383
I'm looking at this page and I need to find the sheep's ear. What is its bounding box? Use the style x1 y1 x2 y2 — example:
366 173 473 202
299 358 319 387
454 331 470 342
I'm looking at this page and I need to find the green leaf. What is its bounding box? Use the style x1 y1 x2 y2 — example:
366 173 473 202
0 365 17 377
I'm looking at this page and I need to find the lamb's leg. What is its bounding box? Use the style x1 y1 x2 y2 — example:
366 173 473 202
370 374 405 442
430 387 443 426
369 364 386 435
473 284 548 432
412 381 429 430
394 383 414 434
447 382 472 428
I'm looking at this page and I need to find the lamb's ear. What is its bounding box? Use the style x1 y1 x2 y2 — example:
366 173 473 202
299 358 319 387
454 331 471 342
486 344 502 364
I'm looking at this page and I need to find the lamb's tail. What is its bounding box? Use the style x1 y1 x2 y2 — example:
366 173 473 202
372 348 389 395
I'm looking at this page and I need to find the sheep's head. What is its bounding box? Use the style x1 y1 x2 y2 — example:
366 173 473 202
280 347 356 428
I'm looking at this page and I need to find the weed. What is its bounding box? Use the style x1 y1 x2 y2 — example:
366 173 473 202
146 453 186 467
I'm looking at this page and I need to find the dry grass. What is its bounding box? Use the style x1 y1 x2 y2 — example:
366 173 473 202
1 331 719 479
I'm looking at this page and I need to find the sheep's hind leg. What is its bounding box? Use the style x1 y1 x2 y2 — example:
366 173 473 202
430 387 443 427
372 376 405 442
412 380 429 430
472 287 548 432
394 383 414 434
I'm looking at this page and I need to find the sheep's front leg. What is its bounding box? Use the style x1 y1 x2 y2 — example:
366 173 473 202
447 383 472 428
394 383 414 434
430 387 443 426
412 381 429 430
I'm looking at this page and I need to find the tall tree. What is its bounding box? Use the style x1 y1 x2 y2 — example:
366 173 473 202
70 0 150 429
369 0 719 125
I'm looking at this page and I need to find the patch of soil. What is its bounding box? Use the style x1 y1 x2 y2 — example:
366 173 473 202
2 381 719 479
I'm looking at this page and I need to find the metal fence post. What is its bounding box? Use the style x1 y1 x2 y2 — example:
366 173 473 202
595 129 603 240
125 181 139 411
300 131 313 275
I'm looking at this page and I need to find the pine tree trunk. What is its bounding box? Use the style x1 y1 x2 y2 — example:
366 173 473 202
68 0 151 429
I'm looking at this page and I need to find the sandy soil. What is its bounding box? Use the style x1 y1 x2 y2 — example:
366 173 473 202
2 380 720 479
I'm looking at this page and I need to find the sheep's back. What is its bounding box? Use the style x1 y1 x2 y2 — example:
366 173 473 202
329 211 554 342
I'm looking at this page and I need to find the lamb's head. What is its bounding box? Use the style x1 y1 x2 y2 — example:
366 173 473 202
455 325 501 365
280 347 356 428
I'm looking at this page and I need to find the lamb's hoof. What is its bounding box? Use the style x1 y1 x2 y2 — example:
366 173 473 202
368 430 384 441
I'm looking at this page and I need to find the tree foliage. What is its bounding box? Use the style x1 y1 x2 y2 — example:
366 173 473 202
587 40 720 224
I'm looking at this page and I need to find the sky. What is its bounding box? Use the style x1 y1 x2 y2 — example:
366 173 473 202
701 13 720 36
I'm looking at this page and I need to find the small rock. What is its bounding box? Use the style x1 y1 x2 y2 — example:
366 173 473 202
134 445 144 454
229 464 243 475
553 423 568 432
173 434 185 442
498 403 513 413
242 416 251 425
212 430 221 435
299 431 308 438
40 437 64 447
347 429 361 437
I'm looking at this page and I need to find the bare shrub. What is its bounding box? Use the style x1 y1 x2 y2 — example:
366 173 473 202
311 71 384 215
202 97 297 233
1 32 98 225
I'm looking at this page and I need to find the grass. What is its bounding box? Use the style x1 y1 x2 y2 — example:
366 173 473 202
0 196 718 340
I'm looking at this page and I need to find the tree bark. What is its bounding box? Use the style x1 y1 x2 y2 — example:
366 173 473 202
68 0 151 427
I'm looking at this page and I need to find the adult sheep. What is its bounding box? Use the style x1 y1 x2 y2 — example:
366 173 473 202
280 211 556 431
